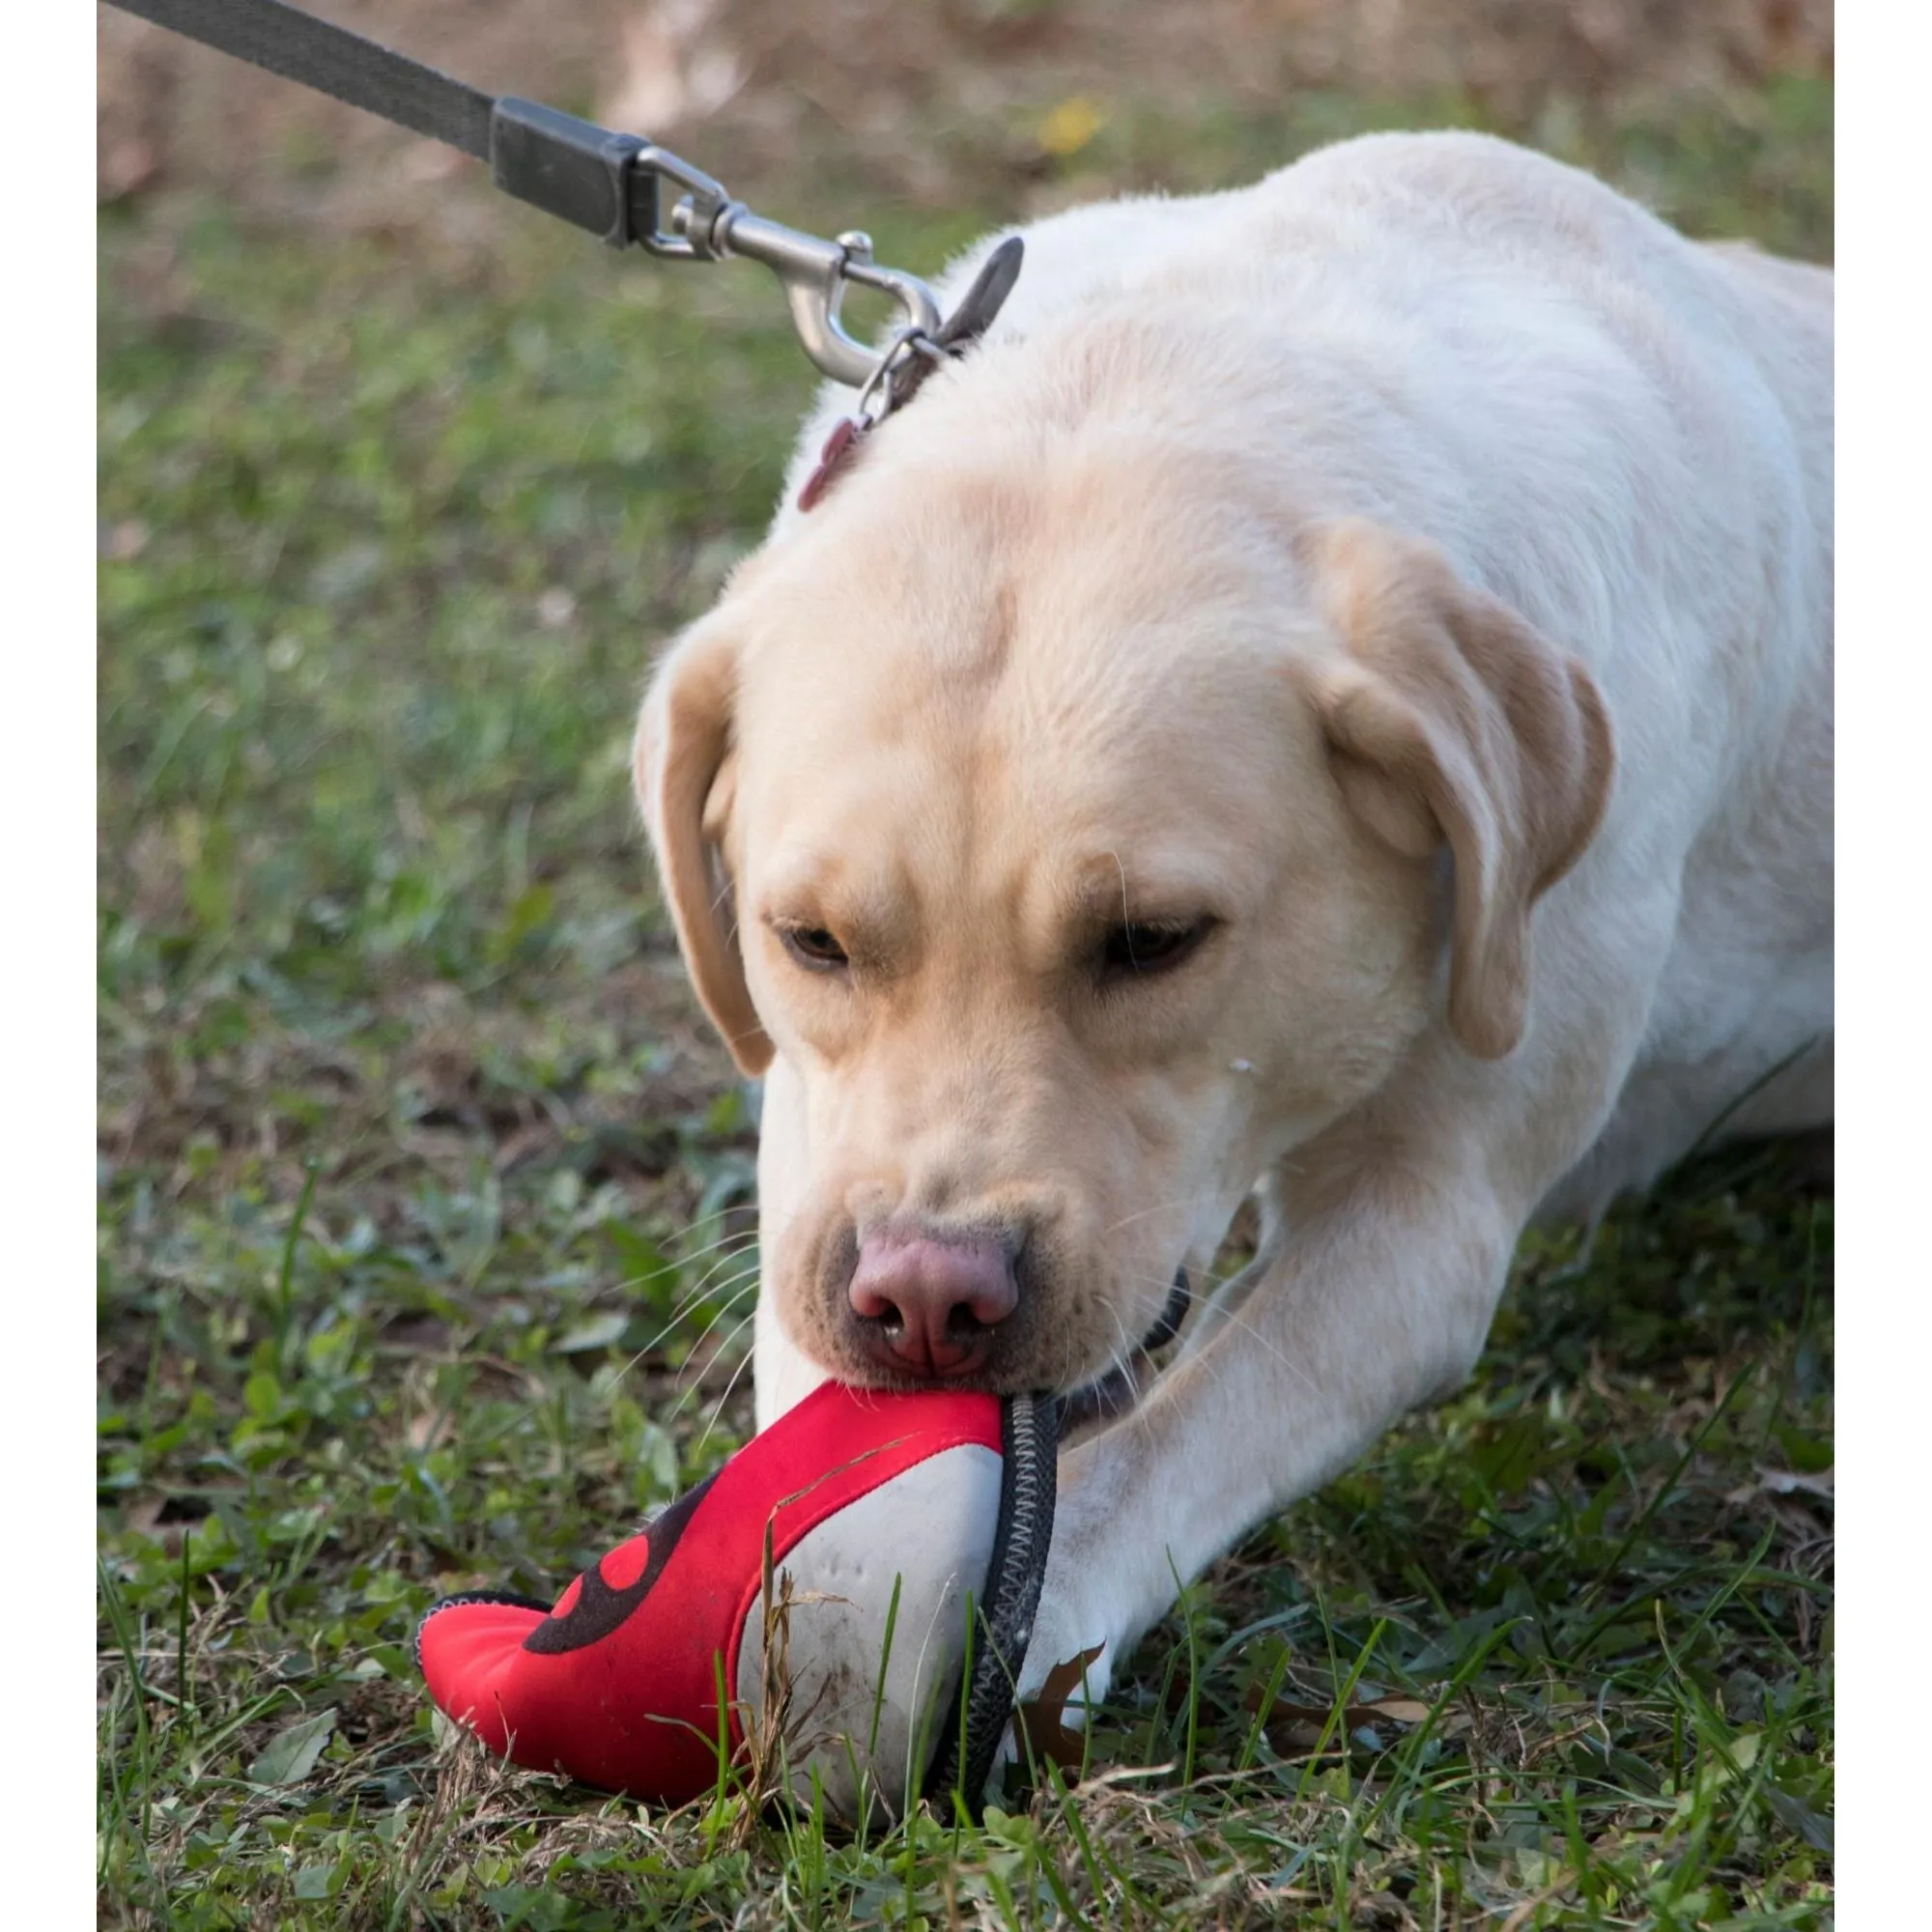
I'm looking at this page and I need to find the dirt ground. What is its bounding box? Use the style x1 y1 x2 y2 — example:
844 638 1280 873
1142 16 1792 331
99 0 1833 229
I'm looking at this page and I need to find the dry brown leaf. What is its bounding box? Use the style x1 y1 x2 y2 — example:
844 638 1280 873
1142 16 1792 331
123 1495 168 1539
1246 1689 1436 1754
1367 1697 1431 1723
1014 1643 1104 1774
1243 1683 1434 1723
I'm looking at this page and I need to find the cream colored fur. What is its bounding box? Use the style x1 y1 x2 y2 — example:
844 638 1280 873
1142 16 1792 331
635 130 1833 1765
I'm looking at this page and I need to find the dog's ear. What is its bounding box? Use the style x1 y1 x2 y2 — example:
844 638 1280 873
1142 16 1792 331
1302 519 1614 1060
635 620 775 1076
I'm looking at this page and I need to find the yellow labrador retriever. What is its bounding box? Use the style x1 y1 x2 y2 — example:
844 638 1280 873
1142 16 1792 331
637 131 1833 1753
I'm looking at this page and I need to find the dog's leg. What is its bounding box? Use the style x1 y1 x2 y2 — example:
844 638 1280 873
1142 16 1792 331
1014 1150 1522 1720
752 1053 831 1431
1177 1176 1286 1363
1011 867 1690 1734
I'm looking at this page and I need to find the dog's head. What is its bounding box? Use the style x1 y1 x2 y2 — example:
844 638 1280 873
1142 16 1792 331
637 412 1610 1398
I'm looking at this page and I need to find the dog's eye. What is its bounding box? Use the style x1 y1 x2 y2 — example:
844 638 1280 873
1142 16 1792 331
779 923 849 972
1099 919 1213 980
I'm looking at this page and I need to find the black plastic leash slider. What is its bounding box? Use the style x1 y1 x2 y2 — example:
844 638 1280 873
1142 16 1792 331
489 99 738 258
489 99 648 250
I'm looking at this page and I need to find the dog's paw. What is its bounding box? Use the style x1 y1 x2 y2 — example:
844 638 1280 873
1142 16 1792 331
989 1447 1137 1791
978 1592 1116 1799
978 1424 1180 1799
1016 1575 1120 1715
974 1518 1125 1800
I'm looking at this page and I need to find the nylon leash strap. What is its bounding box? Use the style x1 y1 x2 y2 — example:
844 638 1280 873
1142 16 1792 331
106 0 1021 395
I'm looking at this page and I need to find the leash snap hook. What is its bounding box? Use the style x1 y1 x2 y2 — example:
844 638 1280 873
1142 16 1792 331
708 210 945 389
625 143 945 389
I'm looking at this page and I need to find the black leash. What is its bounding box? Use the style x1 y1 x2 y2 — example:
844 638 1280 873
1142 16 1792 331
106 0 1020 401
111 0 495 163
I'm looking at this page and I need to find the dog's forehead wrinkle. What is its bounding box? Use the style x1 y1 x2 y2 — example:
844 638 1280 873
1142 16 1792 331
741 609 1297 970
1057 855 1236 922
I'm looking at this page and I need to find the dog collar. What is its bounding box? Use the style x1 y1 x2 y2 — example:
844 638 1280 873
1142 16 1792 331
796 237 1026 513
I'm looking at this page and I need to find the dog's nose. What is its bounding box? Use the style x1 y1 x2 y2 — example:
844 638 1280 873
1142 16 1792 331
847 1230 1018 1380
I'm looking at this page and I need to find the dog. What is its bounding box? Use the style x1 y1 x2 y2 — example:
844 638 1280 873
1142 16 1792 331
635 130 1833 1755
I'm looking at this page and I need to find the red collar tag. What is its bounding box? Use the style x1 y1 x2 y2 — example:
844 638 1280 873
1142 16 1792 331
796 416 866 513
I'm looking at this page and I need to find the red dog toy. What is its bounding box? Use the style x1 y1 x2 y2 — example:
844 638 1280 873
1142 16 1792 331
417 1383 1056 1819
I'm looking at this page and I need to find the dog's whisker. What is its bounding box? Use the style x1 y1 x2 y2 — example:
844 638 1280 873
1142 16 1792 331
653 1236 759 1293
668 1300 761 1408
666 1264 763 1346
1057 1297 1155 1435
684 1307 766 1459
1083 1252 1317 1416
651 1234 763 1315
605 1231 752 1300
617 1253 760 1362
614 1268 762 1381
1096 1190 1231 1240
677 1241 765 1304
602 1218 758 1313
663 1222 759 1266
1183 1298 1322 1400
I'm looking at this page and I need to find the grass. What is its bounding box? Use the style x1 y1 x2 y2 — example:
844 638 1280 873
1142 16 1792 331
99 71 1832 1931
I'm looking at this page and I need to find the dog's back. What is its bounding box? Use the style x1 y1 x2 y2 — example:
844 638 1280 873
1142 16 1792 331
851 130 1837 1216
